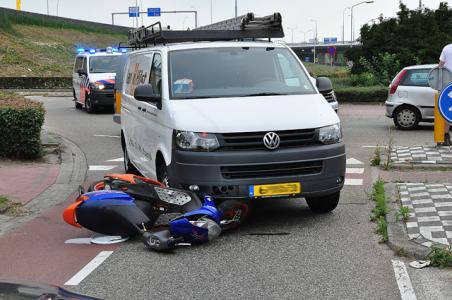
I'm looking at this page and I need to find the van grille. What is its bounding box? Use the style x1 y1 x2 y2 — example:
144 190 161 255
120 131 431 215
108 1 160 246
221 161 323 179
218 129 318 151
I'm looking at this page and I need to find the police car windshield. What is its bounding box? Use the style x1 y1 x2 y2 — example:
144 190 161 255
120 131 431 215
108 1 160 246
169 47 316 100
89 55 122 74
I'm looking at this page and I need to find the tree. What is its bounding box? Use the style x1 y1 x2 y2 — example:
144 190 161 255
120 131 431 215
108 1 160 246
346 2 451 79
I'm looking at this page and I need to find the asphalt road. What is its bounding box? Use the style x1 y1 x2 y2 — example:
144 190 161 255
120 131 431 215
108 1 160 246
31 96 451 299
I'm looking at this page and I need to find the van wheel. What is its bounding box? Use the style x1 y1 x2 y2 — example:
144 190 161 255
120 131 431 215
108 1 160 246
123 144 139 175
157 162 169 187
393 106 420 130
85 94 96 113
306 192 340 213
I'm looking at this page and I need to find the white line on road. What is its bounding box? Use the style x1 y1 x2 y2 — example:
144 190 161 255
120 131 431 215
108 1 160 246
346 158 364 165
94 134 121 138
391 260 417 300
344 178 363 186
89 165 117 171
65 238 92 245
346 168 364 174
107 157 124 162
362 145 388 148
64 251 113 286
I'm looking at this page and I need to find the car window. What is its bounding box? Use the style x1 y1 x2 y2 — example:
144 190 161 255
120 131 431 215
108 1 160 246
169 47 315 99
400 69 430 87
82 57 87 73
149 53 162 95
74 57 83 72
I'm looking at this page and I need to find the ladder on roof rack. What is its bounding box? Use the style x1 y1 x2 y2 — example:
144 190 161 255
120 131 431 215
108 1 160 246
127 12 284 48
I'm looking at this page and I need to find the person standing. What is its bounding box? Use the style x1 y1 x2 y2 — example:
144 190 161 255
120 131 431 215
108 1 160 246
439 43 452 145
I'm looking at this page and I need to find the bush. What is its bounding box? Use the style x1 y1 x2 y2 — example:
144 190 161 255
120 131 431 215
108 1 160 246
0 92 45 158
349 72 380 87
335 86 388 103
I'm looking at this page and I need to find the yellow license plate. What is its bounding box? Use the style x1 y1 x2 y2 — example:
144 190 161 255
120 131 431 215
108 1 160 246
249 182 301 197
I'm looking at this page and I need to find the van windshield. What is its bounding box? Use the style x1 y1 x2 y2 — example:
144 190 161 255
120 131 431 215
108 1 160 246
169 47 315 99
89 55 123 74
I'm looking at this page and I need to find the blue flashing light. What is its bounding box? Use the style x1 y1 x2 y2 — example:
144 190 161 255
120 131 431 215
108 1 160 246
89 49 96 54
76 48 85 53
121 48 128 53
112 48 118 53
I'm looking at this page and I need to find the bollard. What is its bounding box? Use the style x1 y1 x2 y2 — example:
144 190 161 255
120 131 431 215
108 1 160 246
434 91 445 143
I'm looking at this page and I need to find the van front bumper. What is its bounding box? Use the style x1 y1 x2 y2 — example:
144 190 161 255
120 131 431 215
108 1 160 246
167 143 346 199
91 90 115 107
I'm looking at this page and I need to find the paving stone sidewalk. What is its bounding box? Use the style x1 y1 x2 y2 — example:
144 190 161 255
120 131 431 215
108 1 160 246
397 183 452 247
391 145 452 164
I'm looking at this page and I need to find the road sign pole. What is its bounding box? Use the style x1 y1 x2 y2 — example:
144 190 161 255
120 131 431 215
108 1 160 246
434 91 445 143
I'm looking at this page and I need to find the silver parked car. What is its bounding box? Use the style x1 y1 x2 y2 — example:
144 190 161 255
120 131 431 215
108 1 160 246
385 64 436 130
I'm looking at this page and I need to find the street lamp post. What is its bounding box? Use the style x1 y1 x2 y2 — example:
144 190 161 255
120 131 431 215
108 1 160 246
310 19 318 63
342 7 350 43
351 1 374 43
235 0 238 18
210 0 213 24
287 27 297 44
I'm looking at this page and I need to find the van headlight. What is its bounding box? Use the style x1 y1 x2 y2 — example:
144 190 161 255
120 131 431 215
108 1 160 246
175 131 220 151
318 123 342 144
90 82 105 90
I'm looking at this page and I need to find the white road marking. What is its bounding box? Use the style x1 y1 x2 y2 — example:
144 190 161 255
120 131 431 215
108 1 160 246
344 178 363 186
361 145 388 148
65 238 92 245
346 168 364 174
346 158 364 165
391 260 417 300
107 157 124 162
64 251 113 286
89 165 117 171
94 134 120 138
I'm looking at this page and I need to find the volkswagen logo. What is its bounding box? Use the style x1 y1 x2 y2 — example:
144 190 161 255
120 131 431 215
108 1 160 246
263 132 280 150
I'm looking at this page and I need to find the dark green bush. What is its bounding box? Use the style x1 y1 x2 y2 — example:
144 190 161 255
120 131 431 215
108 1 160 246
0 92 45 158
335 86 388 103
0 77 71 89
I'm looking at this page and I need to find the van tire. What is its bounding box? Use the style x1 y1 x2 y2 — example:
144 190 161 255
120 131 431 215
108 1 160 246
156 162 169 187
306 192 340 213
393 105 420 130
123 144 139 175
85 94 96 113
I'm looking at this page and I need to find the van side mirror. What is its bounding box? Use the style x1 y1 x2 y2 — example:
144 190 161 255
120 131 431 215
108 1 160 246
77 69 87 76
316 77 333 92
134 84 162 109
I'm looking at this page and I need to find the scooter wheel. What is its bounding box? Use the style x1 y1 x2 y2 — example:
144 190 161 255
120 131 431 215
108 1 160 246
218 200 250 231
87 180 105 192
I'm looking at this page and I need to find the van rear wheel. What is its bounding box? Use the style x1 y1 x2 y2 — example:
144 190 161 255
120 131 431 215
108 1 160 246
306 192 340 213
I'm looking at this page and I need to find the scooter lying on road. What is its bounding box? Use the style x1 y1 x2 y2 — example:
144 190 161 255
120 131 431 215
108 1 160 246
86 174 250 231
63 189 221 252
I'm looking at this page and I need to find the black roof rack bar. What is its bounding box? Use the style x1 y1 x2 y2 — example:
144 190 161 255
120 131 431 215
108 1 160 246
128 12 284 47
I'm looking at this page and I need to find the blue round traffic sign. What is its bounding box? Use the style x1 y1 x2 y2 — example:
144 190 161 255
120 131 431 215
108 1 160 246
438 83 452 123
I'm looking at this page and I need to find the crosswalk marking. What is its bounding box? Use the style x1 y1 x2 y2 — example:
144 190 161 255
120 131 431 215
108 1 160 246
344 178 363 186
346 168 364 174
346 158 364 165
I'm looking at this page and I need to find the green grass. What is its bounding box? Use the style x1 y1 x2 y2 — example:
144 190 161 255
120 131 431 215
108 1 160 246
371 178 388 243
428 246 452 268
303 62 349 78
0 195 10 212
370 146 381 166
396 206 410 223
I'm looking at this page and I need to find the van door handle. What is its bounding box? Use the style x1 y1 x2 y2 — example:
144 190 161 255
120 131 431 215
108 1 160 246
138 106 142 111
141 108 146 112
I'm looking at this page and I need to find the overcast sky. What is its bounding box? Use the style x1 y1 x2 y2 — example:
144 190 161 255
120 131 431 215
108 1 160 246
0 0 448 42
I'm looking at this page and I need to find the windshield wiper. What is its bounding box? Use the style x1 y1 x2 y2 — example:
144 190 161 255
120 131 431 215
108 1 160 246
240 92 288 97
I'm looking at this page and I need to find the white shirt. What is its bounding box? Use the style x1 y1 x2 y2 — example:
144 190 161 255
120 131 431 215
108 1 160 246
440 43 452 72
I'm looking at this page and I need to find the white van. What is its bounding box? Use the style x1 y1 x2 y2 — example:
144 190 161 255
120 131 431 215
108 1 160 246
72 48 127 113
121 17 345 213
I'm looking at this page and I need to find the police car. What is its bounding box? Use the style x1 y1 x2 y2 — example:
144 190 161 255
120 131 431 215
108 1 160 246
72 47 127 113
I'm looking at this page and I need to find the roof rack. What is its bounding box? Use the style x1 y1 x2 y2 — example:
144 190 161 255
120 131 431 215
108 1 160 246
127 12 284 48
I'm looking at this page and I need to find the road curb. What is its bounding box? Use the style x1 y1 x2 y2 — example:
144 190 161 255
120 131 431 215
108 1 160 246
0 132 88 236
384 183 431 260
391 163 452 171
